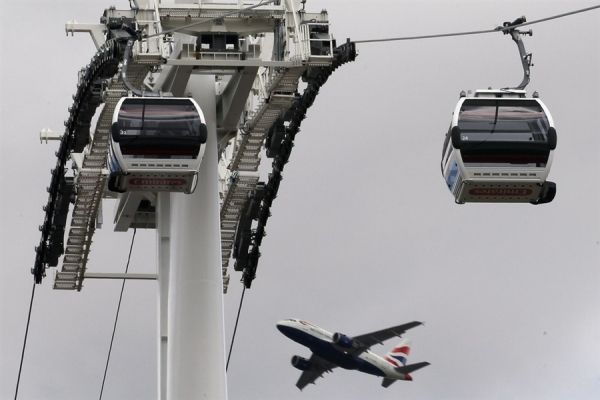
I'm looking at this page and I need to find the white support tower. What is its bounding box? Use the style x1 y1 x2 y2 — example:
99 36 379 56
165 76 227 399
156 192 171 400
39 1 343 398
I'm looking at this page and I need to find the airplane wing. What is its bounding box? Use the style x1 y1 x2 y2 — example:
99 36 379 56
296 353 337 390
352 321 423 349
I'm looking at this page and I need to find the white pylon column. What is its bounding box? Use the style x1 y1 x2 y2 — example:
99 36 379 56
166 75 227 400
156 192 170 400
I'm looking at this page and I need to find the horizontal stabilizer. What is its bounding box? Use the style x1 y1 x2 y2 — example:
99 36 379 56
381 377 396 388
395 361 430 374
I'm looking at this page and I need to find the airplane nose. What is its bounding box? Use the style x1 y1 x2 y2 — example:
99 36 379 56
276 321 287 333
276 320 295 336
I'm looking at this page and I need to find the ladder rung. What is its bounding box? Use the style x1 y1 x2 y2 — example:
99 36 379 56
56 271 78 281
54 281 77 290
62 263 81 272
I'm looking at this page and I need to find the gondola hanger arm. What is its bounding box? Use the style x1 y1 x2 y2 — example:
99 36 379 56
500 16 533 90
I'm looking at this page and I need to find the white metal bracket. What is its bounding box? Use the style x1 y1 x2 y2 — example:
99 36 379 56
65 21 107 50
85 272 158 280
40 128 62 143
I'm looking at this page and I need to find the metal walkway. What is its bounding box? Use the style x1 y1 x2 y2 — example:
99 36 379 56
54 65 150 290
219 67 306 291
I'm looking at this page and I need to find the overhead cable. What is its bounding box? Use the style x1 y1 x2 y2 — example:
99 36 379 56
145 0 278 39
226 286 246 371
513 4 600 28
354 27 498 44
99 229 137 400
354 4 600 44
14 282 36 400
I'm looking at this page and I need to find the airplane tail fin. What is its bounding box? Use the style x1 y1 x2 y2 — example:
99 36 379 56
381 362 430 387
383 339 429 386
384 338 411 368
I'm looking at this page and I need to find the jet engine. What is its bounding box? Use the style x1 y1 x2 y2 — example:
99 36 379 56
332 332 355 349
291 355 311 371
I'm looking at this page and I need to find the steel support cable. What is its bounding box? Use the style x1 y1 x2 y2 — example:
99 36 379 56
14 282 36 400
99 228 137 400
512 4 600 28
355 27 497 44
354 4 600 44
226 285 246 371
144 0 278 39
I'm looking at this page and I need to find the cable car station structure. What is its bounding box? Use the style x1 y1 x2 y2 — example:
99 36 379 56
33 1 355 398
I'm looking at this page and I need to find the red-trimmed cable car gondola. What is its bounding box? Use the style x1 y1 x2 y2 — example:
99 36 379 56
441 90 556 204
108 97 207 193
441 17 557 205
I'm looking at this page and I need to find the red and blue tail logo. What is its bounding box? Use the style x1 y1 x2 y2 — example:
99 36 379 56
384 340 410 368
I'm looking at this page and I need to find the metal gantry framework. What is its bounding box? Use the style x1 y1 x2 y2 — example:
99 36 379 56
34 0 356 293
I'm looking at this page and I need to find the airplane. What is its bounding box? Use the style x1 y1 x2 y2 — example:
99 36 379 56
276 319 430 390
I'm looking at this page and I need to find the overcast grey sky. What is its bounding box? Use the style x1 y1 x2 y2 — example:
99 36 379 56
1 1 600 399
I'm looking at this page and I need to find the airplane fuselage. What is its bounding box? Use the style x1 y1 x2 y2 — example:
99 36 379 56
277 319 408 381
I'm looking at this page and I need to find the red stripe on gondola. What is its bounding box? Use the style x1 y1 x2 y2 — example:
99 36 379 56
469 188 533 196
129 178 187 186
461 153 548 164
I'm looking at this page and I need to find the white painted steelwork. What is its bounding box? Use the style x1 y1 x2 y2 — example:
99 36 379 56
53 0 335 293
53 64 151 291
166 76 227 400
156 192 170 400
84 272 158 279
39 128 63 143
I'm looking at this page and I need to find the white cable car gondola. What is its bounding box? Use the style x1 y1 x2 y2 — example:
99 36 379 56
441 17 557 205
441 90 556 204
108 97 208 194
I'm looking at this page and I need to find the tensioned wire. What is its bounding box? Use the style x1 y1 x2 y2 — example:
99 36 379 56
226 285 246 371
143 2 599 43
14 282 36 400
99 228 137 400
353 4 600 43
